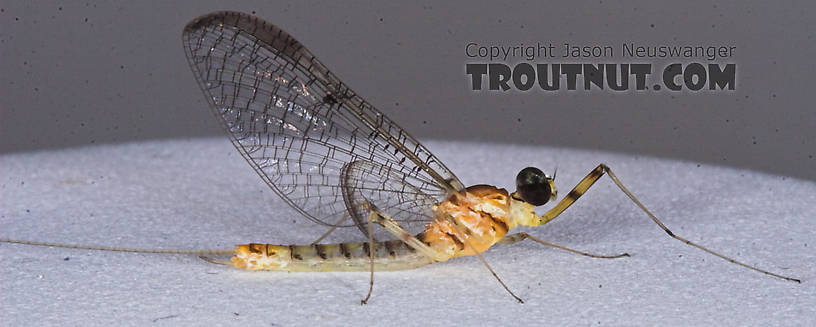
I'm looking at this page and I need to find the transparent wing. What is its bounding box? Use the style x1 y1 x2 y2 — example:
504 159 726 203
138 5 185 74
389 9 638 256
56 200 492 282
182 11 464 238
340 160 441 238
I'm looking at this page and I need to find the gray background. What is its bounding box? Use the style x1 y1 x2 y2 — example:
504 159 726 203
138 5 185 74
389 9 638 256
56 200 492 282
1 1 814 180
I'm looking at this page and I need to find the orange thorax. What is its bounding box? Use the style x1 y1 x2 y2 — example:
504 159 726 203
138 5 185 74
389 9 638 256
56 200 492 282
420 185 513 258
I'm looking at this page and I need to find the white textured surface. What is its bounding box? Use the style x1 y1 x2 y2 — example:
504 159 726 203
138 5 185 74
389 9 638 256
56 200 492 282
1 138 813 326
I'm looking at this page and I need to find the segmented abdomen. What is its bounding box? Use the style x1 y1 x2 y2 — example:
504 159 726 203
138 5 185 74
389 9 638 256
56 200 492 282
231 239 433 272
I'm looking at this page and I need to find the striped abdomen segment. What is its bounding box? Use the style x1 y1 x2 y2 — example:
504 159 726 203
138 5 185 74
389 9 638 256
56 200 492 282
230 239 434 272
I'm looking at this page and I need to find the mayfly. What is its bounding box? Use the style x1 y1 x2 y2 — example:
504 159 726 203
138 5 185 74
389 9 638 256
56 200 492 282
1 11 800 304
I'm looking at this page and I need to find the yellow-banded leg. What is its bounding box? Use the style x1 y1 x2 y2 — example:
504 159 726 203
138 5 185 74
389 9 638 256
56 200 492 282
533 163 800 283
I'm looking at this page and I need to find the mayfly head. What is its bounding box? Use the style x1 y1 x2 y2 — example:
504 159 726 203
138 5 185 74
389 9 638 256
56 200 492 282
513 167 557 206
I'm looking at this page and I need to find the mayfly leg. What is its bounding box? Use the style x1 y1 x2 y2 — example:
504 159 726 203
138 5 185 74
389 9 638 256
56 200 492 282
358 202 452 304
442 214 524 303
362 205 376 305
364 204 525 303
311 213 350 245
539 163 800 283
498 233 630 259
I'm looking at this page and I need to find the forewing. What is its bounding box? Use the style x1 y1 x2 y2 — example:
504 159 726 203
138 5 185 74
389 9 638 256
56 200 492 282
182 11 463 238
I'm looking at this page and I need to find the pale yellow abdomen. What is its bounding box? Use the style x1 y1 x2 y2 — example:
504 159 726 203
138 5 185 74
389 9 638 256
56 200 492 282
231 240 433 272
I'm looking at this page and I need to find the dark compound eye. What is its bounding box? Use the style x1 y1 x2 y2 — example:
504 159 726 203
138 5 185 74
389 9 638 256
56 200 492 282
515 167 552 206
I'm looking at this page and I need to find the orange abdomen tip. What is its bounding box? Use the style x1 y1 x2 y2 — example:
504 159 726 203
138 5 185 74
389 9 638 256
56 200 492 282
230 243 283 270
